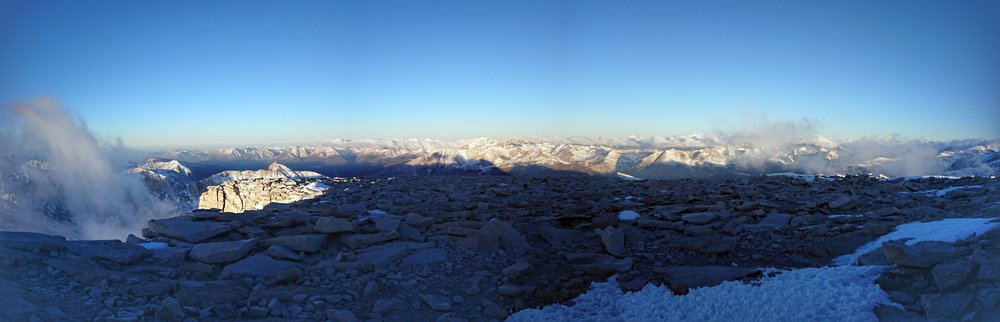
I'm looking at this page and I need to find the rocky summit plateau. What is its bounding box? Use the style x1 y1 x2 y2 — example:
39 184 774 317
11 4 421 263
2 173 999 321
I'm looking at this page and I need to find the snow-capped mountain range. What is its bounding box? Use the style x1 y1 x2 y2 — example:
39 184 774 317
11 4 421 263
151 137 1000 179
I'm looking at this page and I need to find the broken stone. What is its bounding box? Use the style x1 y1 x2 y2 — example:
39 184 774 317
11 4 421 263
220 253 300 279
174 281 250 307
373 298 396 315
977 257 1000 280
420 294 452 311
883 241 964 268
501 260 532 277
471 219 531 251
155 296 184 321
597 227 627 257
403 213 435 228
188 239 256 264
340 231 399 249
323 242 432 271
120 279 174 297
874 305 922 322
482 299 508 319
398 223 426 241
930 258 973 291
314 217 355 234
757 213 793 229
856 247 890 266
402 248 448 265
326 309 359 322
147 218 231 243
266 245 304 261
94 241 150 264
828 195 855 210
681 212 717 224
565 253 633 275
920 293 974 320
684 224 715 236
447 226 478 237
264 234 328 253
125 234 145 245
372 216 401 233
538 226 580 247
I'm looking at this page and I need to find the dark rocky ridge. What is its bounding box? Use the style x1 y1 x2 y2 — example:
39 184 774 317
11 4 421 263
0 175 998 321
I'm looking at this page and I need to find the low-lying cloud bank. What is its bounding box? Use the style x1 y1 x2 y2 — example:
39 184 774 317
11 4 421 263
0 99 175 240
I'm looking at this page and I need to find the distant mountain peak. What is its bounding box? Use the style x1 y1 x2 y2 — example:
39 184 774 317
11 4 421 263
142 159 192 177
202 163 326 185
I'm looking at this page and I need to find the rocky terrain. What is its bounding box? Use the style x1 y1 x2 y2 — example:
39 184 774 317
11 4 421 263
0 175 998 321
197 178 334 213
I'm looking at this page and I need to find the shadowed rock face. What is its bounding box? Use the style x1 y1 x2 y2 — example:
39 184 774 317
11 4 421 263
0 175 997 321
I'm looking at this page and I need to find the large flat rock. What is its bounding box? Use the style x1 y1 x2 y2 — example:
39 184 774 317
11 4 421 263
189 239 257 264
264 234 328 253
883 241 965 268
94 240 150 264
320 241 432 271
221 253 300 279
147 218 232 243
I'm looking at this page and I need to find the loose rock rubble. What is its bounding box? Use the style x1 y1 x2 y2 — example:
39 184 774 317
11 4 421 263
872 227 1000 321
0 175 997 321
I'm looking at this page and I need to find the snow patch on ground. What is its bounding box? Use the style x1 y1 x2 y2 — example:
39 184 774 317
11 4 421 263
880 175 962 182
306 182 330 191
900 185 983 197
617 210 639 221
138 242 168 250
508 266 892 322
833 217 999 266
924 185 982 197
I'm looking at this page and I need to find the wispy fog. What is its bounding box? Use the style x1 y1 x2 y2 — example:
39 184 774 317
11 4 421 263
717 118 954 177
0 99 176 240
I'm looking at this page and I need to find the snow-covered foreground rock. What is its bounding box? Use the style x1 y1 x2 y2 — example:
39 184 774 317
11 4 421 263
511 217 1000 321
834 217 1000 265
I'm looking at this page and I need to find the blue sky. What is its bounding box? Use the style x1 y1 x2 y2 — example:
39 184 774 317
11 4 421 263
1 0 998 148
